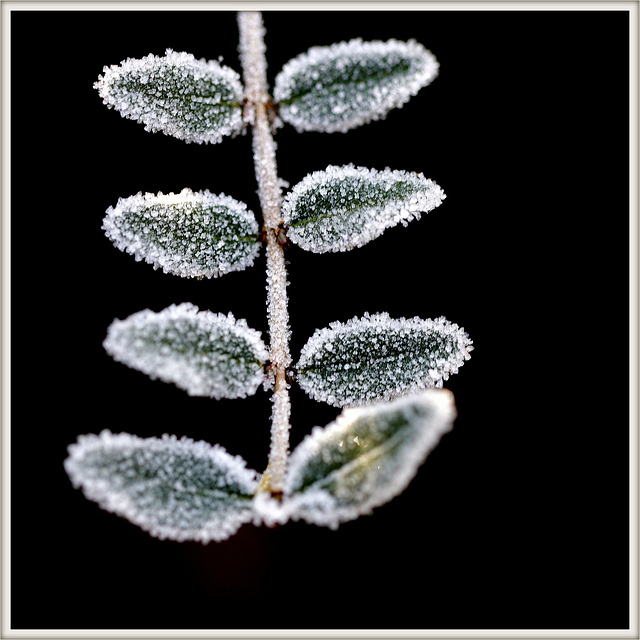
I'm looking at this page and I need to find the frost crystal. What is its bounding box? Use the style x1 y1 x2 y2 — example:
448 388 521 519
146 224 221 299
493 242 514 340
64 431 259 542
95 49 244 144
282 165 445 253
296 313 473 407
253 390 456 530
274 38 438 133
103 189 260 279
103 303 269 399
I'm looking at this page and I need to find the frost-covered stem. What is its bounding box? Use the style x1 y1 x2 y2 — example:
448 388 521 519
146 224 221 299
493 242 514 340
238 11 291 494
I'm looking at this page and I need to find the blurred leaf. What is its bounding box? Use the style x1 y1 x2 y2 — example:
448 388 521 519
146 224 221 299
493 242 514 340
103 188 260 279
65 431 259 542
274 38 438 133
103 303 269 399
297 313 473 407
95 49 244 144
270 390 456 529
282 165 445 253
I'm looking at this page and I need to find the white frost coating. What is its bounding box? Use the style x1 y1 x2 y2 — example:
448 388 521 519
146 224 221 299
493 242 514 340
238 12 292 492
237 13 292 371
65 430 259 542
103 303 269 399
252 491 291 528
296 313 473 407
95 49 244 144
103 189 260 279
267 385 292 487
274 38 438 133
253 390 456 530
282 165 445 253
237 12 269 106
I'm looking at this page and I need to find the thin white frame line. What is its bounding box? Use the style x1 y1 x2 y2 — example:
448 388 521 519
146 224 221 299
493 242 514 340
629 1 639 638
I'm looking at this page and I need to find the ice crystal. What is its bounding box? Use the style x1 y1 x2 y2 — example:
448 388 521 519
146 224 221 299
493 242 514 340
273 39 438 133
64 431 260 542
281 165 445 253
103 189 260 279
297 313 473 407
103 303 269 399
253 390 456 529
94 49 244 144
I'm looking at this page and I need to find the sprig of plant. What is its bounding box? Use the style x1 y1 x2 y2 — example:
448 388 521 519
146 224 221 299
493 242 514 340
65 11 473 542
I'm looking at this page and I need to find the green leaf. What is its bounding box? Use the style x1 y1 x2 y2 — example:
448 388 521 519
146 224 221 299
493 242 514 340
281 165 445 253
274 38 438 133
103 189 260 279
65 431 260 542
95 49 244 144
268 390 456 529
296 313 473 407
103 303 269 399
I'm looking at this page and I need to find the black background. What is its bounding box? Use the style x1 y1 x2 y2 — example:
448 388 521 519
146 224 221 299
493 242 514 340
11 8 630 631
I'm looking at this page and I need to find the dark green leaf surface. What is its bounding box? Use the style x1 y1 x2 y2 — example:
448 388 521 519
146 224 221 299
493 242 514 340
95 49 244 144
282 165 445 253
297 313 473 407
103 303 269 399
65 431 260 542
103 189 260 279
279 390 456 528
274 39 438 133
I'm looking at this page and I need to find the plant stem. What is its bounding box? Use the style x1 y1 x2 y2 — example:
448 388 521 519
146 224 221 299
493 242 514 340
238 11 291 494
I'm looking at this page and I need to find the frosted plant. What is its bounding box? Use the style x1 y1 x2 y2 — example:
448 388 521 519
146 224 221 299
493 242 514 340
66 12 473 542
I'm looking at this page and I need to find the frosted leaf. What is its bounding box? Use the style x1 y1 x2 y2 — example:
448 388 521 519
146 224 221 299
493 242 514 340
103 303 269 399
262 390 455 529
282 165 445 253
274 39 438 133
95 49 244 144
297 313 473 407
103 189 260 279
64 431 259 542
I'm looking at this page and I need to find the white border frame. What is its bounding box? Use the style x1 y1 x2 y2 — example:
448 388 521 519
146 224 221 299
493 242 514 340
1 2 637 638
